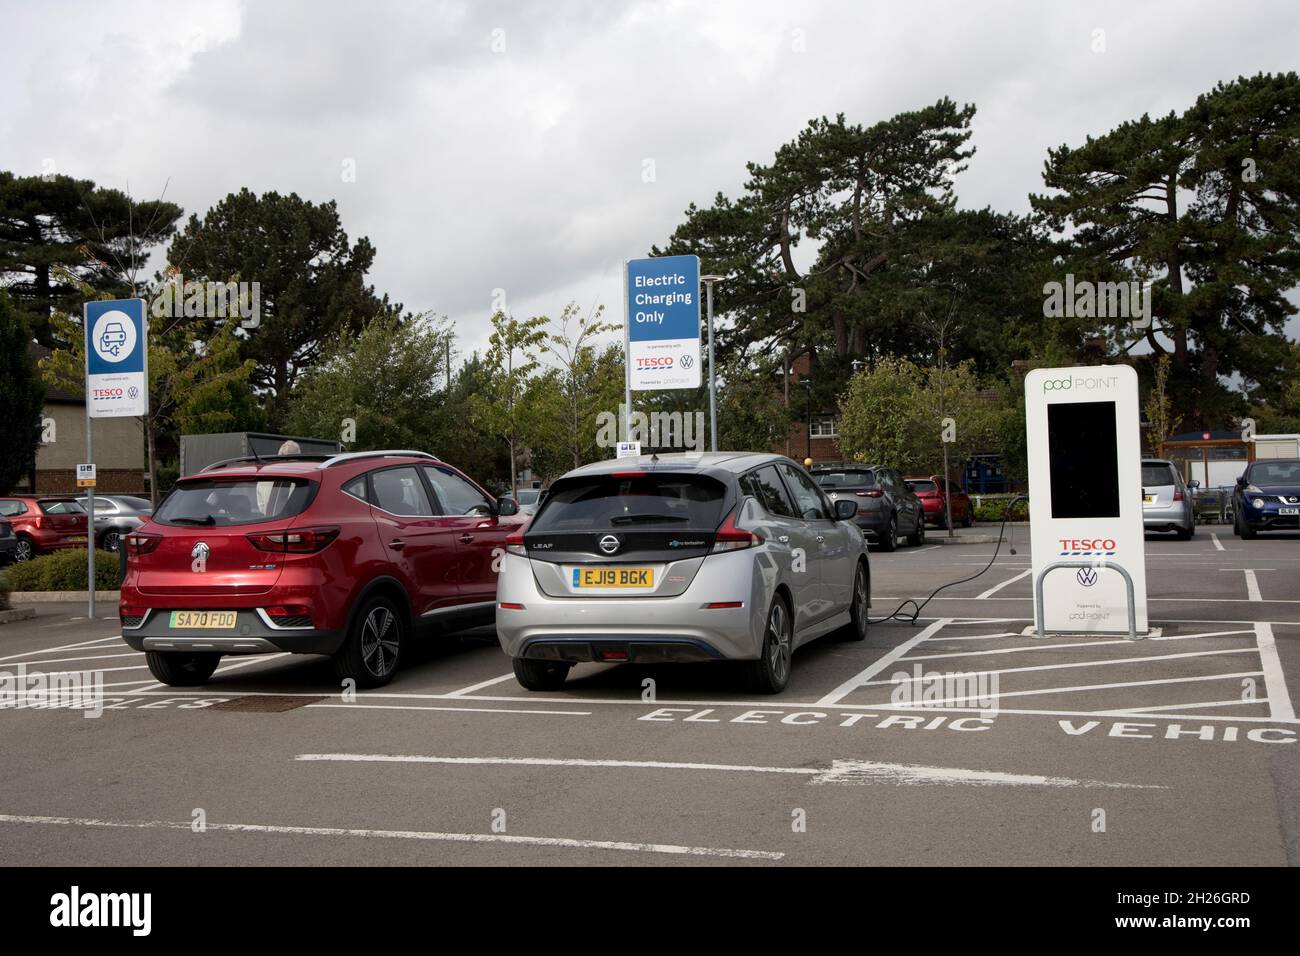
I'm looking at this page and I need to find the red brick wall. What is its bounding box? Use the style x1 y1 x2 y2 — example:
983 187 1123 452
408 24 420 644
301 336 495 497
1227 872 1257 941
33 469 146 495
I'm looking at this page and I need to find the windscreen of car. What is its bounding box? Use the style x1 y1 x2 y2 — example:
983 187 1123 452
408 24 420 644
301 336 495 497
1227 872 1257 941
517 490 540 505
908 480 938 493
39 499 85 514
528 473 727 532
1141 463 1178 487
153 478 313 526
1248 461 1300 485
814 469 877 488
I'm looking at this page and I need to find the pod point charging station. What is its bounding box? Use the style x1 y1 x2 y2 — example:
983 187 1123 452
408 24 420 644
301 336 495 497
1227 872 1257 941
1024 365 1149 640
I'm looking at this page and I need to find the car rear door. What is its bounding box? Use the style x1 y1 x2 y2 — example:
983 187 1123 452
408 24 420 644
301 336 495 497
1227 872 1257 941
422 464 515 605
367 465 462 615
777 462 846 622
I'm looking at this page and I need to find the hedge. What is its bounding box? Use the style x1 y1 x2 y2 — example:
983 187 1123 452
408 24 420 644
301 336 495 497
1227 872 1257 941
0 549 121 592
972 498 1029 524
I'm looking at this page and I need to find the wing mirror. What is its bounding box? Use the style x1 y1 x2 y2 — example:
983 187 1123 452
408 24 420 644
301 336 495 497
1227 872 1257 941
1188 479 1200 489
495 496 520 517
834 499 858 520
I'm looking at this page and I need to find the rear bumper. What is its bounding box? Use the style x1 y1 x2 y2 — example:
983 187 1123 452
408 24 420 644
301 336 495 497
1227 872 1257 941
120 607 344 656
495 552 764 661
1143 504 1192 531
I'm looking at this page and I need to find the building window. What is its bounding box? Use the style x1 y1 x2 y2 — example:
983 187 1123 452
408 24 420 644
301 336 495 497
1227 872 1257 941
810 415 837 438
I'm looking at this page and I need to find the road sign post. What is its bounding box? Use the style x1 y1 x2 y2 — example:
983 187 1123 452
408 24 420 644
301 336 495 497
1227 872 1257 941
84 298 149 619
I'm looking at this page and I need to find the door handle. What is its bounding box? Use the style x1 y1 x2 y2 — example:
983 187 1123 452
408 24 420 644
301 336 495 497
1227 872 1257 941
459 534 475 544
777 535 790 544
389 539 405 550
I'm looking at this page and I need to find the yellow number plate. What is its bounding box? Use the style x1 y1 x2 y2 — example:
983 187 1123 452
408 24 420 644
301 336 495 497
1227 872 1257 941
169 610 237 629
1142 495 1155 503
574 567 653 588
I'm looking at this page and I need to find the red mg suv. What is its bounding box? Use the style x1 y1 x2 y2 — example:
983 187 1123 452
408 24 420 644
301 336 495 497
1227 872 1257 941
120 451 524 688
0 495 90 561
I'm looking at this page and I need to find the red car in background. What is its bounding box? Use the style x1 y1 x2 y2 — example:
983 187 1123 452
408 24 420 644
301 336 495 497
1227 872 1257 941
120 450 525 688
904 476 974 529
0 495 90 562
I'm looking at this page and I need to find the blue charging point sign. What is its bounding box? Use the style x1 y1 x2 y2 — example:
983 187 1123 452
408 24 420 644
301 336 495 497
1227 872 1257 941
84 298 148 418
625 255 701 391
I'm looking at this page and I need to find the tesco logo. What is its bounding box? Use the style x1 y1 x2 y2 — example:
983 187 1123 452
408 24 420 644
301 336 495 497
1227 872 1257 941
636 357 674 368
92 388 123 398
1058 538 1116 551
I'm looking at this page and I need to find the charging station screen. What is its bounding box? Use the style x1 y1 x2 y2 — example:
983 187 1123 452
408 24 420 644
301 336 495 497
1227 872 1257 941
1047 401 1119 518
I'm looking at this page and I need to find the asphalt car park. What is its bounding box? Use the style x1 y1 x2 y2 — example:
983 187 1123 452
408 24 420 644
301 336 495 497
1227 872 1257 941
0 526 1297 866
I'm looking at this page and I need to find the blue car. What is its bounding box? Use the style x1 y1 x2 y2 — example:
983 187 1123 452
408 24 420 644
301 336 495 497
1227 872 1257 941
1232 458 1300 538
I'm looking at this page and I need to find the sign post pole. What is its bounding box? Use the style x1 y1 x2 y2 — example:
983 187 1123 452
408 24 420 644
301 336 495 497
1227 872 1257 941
85 421 94 620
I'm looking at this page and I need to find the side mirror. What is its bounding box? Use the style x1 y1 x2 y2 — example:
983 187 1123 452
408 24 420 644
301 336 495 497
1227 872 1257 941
1188 479 1200 489
834 499 858 520
495 496 519 517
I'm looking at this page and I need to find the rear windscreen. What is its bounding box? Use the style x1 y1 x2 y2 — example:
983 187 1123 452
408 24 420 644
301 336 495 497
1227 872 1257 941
1141 464 1178 487
528 474 727 532
908 480 938 493
1048 401 1119 518
814 470 876 488
154 478 314 527
39 500 85 514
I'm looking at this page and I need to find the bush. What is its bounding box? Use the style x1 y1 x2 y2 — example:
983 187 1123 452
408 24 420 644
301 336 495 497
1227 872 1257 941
0 549 121 592
0 576 9 610
972 497 1029 524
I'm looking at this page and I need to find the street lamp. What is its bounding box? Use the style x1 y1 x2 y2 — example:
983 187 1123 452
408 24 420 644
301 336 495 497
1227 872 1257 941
701 274 726 452
801 378 812 464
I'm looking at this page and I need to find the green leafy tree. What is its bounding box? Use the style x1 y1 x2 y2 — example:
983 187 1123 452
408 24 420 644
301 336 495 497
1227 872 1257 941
539 302 623 470
285 313 455 452
0 291 44 493
471 312 553 496
168 188 401 425
715 354 793 452
1032 71 1300 428
0 171 182 347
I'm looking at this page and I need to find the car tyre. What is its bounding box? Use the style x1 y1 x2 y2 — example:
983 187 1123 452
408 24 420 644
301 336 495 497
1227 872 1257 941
100 529 122 552
145 650 221 686
877 514 898 552
907 515 926 547
13 535 34 562
962 505 974 528
747 593 793 694
333 595 404 688
512 657 572 691
1175 524 1192 541
841 561 870 642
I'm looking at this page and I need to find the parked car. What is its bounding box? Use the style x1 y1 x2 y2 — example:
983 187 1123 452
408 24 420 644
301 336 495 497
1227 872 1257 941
1141 459 1195 539
905 475 973 529
1233 458 1300 539
516 488 543 515
0 495 90 561
76 495 153 552
0 517 16 564
811 464 926 551
496 453 871 694
119 450 525 688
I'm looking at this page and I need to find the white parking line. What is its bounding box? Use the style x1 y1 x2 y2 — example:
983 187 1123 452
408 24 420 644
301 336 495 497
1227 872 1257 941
857 671 1265 709
1098 699 1266 715
1211 534 1225 551
0 635 122 664
0 812 782 861
444 673 517 697
295 753 1162 789
816 618 952 706
975 568 1032 600
1255 622 1295 722
0 652 141 667
901 630 1257 662
308 704 591 716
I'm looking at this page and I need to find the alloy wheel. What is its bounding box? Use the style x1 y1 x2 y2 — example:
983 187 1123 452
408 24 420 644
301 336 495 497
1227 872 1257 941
767 601 792 683
360 606 399 678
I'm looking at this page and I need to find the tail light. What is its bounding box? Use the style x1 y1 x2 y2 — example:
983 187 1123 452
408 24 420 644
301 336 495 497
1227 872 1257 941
711 507 763 553
124 532 162 556
246 527 339 553
505 528 526 556
1173 489 1184 502
856 490 883 498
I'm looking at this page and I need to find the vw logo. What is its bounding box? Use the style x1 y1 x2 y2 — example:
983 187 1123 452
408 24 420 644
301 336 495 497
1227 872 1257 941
127 385 139 400
680 354 695 370
1076 567 1098 588
598 534 620 555
191 542 210 562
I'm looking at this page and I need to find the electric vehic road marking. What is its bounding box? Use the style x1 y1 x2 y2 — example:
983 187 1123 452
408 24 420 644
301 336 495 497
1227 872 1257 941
294 753 1165 789
0 812 782 861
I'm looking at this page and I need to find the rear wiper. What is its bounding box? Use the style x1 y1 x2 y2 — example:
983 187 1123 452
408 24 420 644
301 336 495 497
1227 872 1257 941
610 514 690 524
169 515 216 525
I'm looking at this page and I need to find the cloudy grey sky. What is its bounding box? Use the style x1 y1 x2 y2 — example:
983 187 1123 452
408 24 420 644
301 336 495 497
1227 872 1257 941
3 0 1298 358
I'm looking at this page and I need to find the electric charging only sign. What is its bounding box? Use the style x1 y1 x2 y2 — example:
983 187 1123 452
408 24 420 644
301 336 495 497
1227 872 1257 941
84 298 148 418
625 255 701 391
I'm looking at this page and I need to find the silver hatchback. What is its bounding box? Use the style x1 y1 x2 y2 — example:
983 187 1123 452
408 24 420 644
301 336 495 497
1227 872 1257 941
1142 458 1195 539
495 453 871 694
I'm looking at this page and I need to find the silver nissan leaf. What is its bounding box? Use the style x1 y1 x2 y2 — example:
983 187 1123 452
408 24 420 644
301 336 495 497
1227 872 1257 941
495 452 871 694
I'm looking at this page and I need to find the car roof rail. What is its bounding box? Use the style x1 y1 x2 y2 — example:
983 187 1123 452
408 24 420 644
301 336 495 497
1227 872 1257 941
319 450 437 468
200 454 333 472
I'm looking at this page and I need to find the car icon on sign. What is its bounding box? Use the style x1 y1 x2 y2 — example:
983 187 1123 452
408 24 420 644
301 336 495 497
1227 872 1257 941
99 322 128 356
